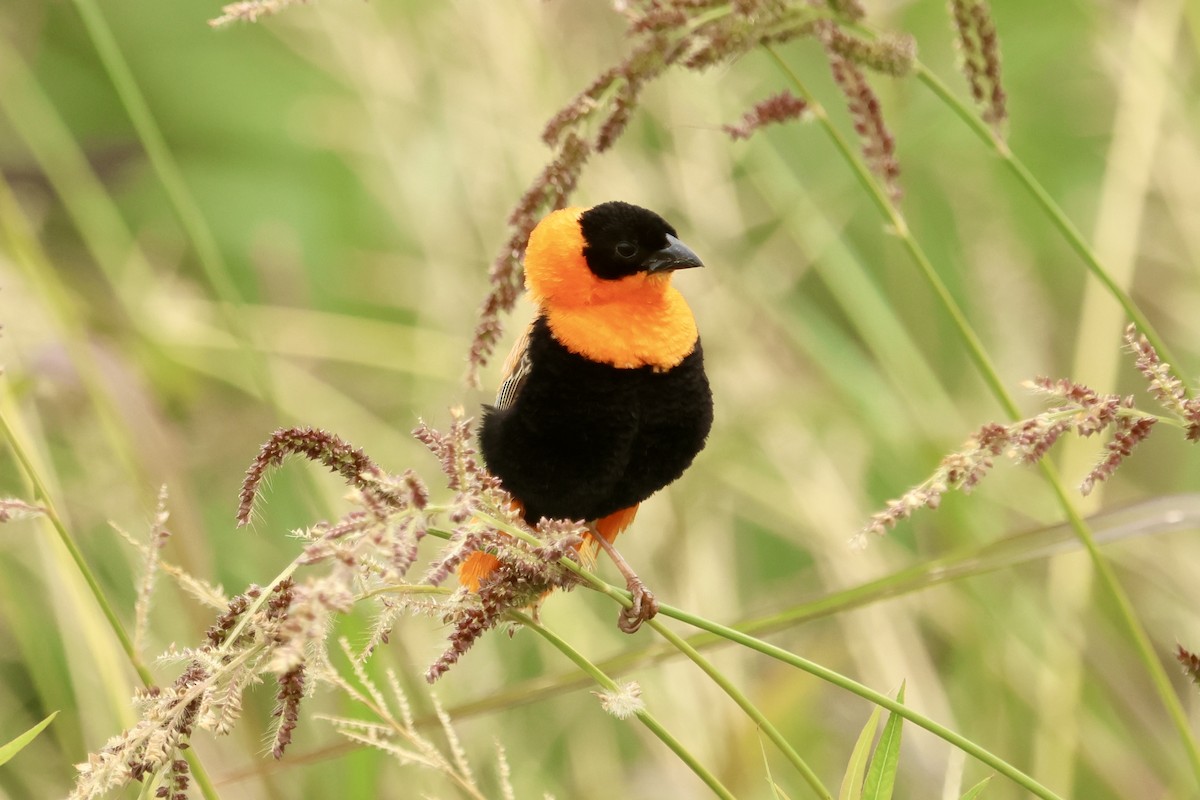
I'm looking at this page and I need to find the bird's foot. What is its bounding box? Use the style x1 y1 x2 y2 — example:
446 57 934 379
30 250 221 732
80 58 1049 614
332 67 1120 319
618 578 659 634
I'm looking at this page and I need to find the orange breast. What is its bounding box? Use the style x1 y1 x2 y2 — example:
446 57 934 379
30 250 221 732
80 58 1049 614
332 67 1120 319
544 284 698 370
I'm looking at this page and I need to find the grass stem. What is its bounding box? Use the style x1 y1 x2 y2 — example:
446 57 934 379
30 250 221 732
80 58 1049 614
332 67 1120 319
0 406 221 800
509 611 738 800
765 44 1200 784
646 617 834 800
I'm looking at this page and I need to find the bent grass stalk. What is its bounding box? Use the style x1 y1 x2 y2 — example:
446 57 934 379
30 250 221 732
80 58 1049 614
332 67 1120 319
437 494 1200 725
645 617 833 800
462 515 1057 798
649 608 1056 798
764 46 1200 783
508 610 738 800
836 19 1186 385
658 601 1067 799
0 406 222 800
910 62 1187 388
423 523 805 797
33 5 1192 795
265 493 1200 786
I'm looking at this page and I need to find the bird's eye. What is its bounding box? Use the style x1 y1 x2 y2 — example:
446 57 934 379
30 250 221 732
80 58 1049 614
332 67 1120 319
615 241 638 259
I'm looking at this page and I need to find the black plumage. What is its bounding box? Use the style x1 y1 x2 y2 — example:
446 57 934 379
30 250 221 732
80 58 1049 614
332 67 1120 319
578 202 680 279
480 315 713 525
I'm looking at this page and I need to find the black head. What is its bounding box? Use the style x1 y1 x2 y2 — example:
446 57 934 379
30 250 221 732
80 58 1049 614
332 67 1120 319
578 201 703 281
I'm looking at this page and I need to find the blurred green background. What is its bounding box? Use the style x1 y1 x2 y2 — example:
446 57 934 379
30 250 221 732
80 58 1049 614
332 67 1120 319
3 1 1200 798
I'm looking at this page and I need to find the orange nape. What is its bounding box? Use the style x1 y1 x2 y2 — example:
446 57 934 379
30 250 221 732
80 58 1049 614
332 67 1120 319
457 504 641 592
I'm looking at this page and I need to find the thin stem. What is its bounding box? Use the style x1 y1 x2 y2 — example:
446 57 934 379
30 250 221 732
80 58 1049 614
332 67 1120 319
249 496 1200 780
1035 468 1200 782
435 494 1200 724
765 47 1015 414
68 0 278 409
0 410 144 679
325 663 487 800
646 618 833 800
658 602 1066 800
509 611 738 800
455 517 1052 797
359 585 455 602
548 552 1063 800
219 564 301 656
0 171 147 493
911 63 1188 390
0 408 221 800
766 46 1200 781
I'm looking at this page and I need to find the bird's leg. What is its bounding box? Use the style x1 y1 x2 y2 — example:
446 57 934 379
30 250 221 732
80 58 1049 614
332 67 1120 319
588 525 658 633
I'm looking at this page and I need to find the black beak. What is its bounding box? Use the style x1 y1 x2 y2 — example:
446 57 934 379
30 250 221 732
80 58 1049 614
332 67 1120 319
644 234 704 273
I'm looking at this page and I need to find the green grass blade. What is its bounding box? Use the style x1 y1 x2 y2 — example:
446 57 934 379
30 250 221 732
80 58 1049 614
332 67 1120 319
660 603 1064 800
69 0 279 409
960 776 993 800
510 611 738 800
764 42 1200 785
649 617 834 800
760 735 797 800
436 496 1200 727
910 62 1187 392
861 682 905 800
0 712 58 766
839 704 883 800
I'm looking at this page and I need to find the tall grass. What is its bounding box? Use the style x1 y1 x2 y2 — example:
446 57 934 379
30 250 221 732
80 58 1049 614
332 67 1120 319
2 1 1200 798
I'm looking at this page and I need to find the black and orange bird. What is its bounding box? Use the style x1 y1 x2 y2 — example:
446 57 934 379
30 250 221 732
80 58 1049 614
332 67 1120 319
459 201 713 632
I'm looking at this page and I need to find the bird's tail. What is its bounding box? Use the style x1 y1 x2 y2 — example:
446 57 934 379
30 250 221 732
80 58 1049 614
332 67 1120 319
458 504 641 592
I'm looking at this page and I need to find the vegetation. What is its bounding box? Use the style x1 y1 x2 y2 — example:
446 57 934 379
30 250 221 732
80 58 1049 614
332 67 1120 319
3 1 1200 798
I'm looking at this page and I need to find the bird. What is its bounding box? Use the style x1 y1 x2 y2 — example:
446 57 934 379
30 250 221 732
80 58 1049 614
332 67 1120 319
459 200 713 633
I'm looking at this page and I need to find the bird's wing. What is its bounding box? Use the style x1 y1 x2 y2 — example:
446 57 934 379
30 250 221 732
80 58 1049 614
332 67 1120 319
494 319 534 411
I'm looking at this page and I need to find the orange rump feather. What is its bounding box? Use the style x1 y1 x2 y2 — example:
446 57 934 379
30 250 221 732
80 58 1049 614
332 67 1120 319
457 503 640 589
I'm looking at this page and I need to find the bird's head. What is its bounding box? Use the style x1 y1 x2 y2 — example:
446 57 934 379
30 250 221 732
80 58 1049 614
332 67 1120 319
523 201 703 307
